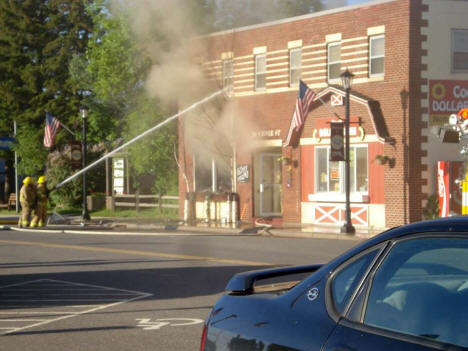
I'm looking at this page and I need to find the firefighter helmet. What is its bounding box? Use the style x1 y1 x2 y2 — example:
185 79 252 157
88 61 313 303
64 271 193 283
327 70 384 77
23 177 33 185
37 176 46 184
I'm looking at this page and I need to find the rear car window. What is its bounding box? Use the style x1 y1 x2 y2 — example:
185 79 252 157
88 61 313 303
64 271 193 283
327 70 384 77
364 237 468 347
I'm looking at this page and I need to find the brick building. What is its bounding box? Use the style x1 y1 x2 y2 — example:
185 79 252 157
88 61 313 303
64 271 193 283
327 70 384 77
178 0 468 231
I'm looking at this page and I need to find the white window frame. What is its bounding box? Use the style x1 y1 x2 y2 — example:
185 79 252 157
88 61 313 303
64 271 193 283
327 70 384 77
194 157 233 193
314 145 369 198
369 35 385 76
222 59 234 93
255 54 266 90
328 42 341 82
289 48 302 86
452 28 468 72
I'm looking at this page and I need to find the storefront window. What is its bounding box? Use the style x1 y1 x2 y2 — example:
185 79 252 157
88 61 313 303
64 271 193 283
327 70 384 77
316 148 328 192
315 145 368 195
194 157 232 193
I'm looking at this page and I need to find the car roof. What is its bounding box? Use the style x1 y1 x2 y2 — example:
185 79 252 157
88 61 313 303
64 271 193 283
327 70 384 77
374 216 468 242
332 217 468 267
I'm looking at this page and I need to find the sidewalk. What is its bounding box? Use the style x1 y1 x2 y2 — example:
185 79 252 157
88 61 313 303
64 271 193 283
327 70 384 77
0 214 377 241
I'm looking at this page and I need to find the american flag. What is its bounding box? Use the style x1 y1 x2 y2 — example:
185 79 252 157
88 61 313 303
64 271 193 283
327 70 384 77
284 80 316 146
44 112 61 147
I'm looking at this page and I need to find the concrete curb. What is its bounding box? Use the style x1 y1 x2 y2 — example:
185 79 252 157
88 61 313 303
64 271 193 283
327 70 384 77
6 225 252 237
3 223 367 241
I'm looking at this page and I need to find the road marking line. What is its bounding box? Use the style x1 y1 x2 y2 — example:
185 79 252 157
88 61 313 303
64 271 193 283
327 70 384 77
0 319 46 322
0 312 80 315
2 294 150 335
0 293 137 296
64 230 214 236
0 240 272 266
0 299 125 302
11 227 239 237
0 279 152 335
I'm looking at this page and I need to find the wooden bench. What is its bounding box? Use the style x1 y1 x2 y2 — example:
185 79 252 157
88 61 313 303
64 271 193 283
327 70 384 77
0 193 16 210
7 193 16 209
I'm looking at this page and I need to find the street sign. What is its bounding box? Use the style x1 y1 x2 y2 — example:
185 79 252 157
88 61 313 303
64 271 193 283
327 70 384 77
0 137 15 150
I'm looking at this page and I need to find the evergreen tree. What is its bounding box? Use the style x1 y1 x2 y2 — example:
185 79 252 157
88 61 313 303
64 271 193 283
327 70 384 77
0 0 95 175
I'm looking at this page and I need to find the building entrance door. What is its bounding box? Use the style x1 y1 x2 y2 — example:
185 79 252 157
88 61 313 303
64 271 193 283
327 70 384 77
259 153 282 216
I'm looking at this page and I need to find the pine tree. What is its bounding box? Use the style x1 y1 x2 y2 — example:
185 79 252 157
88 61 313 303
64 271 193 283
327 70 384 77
0 0 95 175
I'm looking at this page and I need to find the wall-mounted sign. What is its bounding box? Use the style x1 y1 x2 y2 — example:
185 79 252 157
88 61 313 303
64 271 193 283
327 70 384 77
252 129 281 138
331 94 344 106
430 80 468 126
313 125 365 141
236 165 250 183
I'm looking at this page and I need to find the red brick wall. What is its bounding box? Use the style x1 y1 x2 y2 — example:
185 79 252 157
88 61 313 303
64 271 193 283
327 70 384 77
180 0 427 228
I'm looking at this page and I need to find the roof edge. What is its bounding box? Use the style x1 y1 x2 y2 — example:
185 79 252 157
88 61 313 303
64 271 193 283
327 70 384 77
203 0 398 38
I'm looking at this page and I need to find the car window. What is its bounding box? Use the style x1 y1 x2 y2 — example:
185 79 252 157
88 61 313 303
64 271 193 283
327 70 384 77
332 249 380 315
363 237 468 348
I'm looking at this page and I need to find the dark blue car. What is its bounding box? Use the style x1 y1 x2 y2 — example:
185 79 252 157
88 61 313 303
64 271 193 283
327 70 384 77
200 218 468 351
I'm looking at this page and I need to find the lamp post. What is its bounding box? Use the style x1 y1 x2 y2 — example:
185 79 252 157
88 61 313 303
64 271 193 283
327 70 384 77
81 107 90 221
340 69 355 234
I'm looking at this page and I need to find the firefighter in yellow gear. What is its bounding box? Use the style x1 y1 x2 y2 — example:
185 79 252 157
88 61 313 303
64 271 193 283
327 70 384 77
19 177 36 228
31 176 48 227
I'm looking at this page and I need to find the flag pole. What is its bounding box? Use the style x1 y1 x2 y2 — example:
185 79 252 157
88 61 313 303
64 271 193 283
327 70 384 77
60 122 77 139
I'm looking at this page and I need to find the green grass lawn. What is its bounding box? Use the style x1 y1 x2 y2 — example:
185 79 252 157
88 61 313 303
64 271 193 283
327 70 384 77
0 209 17 215
51 207 180 220
1 207 181 221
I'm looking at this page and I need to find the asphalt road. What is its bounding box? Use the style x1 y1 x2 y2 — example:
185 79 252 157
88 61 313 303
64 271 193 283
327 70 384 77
0 229 360 350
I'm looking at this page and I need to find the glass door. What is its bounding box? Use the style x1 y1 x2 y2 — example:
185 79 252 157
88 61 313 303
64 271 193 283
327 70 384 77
259 153 282 216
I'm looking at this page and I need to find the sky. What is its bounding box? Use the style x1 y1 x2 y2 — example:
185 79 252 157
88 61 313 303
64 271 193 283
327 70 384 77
347 0 374 4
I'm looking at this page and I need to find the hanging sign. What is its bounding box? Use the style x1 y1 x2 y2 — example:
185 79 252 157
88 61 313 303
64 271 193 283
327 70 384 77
330 122 345 161
70 141 82 170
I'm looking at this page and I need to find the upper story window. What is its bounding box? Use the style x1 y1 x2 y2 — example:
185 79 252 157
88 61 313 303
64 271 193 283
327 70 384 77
222 59 234 93
255 54 266 90
289 48 302 86
328 42 341 81
369 35 385 76
452 29 468 72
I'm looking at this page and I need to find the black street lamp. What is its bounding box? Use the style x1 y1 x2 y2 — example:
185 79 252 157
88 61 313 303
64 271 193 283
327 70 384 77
81 107 90 221
340 69 355 234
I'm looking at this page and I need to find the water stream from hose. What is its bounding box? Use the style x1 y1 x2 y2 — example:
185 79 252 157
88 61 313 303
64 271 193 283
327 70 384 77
55 89 224 189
